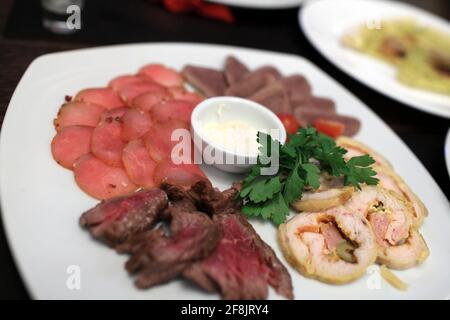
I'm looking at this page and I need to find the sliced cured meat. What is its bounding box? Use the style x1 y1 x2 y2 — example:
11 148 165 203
131 90 172 112
91 112 126 167
99 107 128 122
121 108 153 141
74 154 137 200
224 55 249 85
169 87 203 105
51 125 93 169
249 81 291 114
80 188 168 246
75 87 124 109
182 65 227 97
54 102 105 131
282 75 312 106
150 100 195 124
225 68 277 98
122 140 158 188
119 81 165 105
108 74 147 92
279 210 377 284
144 120 190 163
293 96 336 114
153 158 207 187
184 213 293 300
138 64 184 87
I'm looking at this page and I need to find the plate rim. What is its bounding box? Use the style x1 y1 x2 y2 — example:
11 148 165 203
1 42 449 299
299 0 450 119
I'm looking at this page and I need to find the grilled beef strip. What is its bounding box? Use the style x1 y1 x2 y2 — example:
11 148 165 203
125 203 221 289
183 212 294 300
79 189 168 247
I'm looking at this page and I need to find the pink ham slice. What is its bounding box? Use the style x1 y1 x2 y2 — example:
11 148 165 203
99 107 128 123
51 126 93 169
150 100 195 124
138 64 184 87
144 119 190 163
153 158 207 187
132 90 172 112
54 102 105 131
108 75 147 92
119 81 165 105
74 153 137 200
91 111 127 167
121 109 153 141
75 88 124 110
320 222 344 251
168 87 203 105
122 139 157 188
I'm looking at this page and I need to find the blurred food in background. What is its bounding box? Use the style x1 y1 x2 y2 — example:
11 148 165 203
342 18 450 96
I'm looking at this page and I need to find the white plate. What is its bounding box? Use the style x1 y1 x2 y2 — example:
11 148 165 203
1 43 449 300
207 0 304 9
446 129 450 178
300 0 450 118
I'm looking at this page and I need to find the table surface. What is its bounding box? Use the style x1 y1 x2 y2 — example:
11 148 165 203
0 0 449 300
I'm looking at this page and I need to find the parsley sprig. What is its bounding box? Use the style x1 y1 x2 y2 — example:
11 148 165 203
240 127 379 225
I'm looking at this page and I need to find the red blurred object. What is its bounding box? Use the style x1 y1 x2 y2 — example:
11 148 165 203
277 113 300 135
160 0 234 23
313 119 345 138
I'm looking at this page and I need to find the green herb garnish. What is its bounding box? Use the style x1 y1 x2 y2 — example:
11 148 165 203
240 127 378 225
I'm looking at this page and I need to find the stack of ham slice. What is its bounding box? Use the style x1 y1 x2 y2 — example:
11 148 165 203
182 56 361 137
51 64 206 200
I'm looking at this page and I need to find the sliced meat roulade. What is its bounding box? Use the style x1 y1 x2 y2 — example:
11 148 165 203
278 209 377 284
345 186 429 269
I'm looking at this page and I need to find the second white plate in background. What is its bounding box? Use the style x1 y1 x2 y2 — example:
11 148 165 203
300 0 450 118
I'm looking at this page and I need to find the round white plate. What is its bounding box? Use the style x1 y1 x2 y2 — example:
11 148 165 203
1 43 449 300
207 0 304 9
300 0 450 118
446 129 450 178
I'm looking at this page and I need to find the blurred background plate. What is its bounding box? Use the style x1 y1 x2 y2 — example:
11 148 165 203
300 0 450 118
208 0 305 9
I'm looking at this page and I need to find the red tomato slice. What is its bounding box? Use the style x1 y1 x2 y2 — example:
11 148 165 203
313 118 345 138
277 113 300 135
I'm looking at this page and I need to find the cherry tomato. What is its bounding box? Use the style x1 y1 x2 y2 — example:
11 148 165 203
313 119 345 138
277 113 300 135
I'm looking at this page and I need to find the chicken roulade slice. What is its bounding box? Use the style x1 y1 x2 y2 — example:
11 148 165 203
374 165 427 227
278 210 377 284
345 186 429 269
291 173 354 212
336 137 393 170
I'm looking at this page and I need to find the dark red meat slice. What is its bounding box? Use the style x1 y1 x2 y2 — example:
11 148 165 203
183 213 293 300
54 102 105 131
51 125 93 169
79 188 168 246
224 55 249 85
282 74 312 100
74 154 137 200
249 81 292 114
225 66 280 97
182 65 227 97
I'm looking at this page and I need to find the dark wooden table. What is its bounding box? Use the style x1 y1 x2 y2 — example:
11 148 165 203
0 0 449 299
